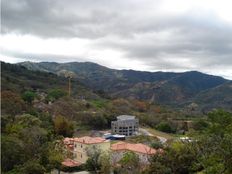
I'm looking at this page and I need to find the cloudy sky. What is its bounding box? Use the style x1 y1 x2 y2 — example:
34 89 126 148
1 0 232 79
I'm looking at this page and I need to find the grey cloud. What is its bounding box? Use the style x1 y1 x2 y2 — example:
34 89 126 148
1 48 87 63
1 0 232 78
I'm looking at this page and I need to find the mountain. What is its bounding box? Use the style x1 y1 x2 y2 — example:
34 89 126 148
17 61 231 109
1 61 99 99
192 81 232 111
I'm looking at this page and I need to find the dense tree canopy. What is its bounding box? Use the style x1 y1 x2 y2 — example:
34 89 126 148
1 90 25 116
1 113 64 174
146 110 232 174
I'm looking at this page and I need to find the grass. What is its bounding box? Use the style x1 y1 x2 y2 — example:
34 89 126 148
90 99 108 108
126 135 159 144
144 127 175 140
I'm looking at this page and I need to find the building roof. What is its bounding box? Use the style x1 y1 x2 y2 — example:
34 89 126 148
63 138 75 151
63 137 74 144
111 141 158 155
117 115 136 120
62 158 82 167
74 136 108 144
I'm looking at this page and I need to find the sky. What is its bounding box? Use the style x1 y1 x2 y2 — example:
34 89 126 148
1 0 232 79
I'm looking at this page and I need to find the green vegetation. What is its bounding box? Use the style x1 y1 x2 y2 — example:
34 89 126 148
126 135 162 148
156 121 176 133
1 90 25 116
54 115 74 137
1 62 232 173
145 128 174 140
19 61 231 111
90 99 108 108
85 148 111 174
145 110 232 174
117 151 140 174
22 91 36 104
1 113 65 174
46 89 67 102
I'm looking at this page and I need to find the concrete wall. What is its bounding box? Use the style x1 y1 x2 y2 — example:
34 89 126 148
111 118 139 136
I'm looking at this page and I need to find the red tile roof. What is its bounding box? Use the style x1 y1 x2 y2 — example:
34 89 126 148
63 137 74 145
62 158 82 167
63 138 75 151
74 136 108 144
111 141 158 155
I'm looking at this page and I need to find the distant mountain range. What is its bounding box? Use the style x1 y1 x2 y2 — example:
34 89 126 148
17 61 232 111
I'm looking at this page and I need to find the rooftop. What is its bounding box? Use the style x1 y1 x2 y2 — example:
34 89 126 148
63 138 75 151
111 142 160 155
117 115 136 121
74 136 108 144
63 137 74 144
62 158 82 167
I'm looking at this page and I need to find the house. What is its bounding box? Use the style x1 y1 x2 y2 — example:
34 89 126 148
111 141 161 165
111 115 139 136
63 137 75 158
63 136 160 167
73 136 110 163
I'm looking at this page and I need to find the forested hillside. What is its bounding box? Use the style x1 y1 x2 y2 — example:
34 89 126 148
18 61 231 111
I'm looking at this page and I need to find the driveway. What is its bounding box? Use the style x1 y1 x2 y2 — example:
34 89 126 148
139 128 167 143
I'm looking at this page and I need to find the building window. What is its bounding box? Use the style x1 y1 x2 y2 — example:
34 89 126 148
81 144 83 148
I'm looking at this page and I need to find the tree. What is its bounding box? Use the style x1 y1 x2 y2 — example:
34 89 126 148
99 153 112 174
1 135 25 172
91 114 108 129
85 147 102 173
192 119 209 132
144 152 171 174
133 100 149 112
17 160 46 174
119 151 140 174
48 141 65 174
22 91 36 104
5 114 48 160
193 110 232 174
147 142 198 174
46 89 67 102
147 110 232 174
156 121 174 133
54 115 74 137
1 90 25 116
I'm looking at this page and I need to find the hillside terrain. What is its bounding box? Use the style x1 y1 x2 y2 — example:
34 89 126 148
1 61 232 174
1 62 98 99
191 81 232 111
18 61 231 111
1 61 180 128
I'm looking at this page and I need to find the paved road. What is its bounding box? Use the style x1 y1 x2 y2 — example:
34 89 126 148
156 136 167 144
139 128 167 144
